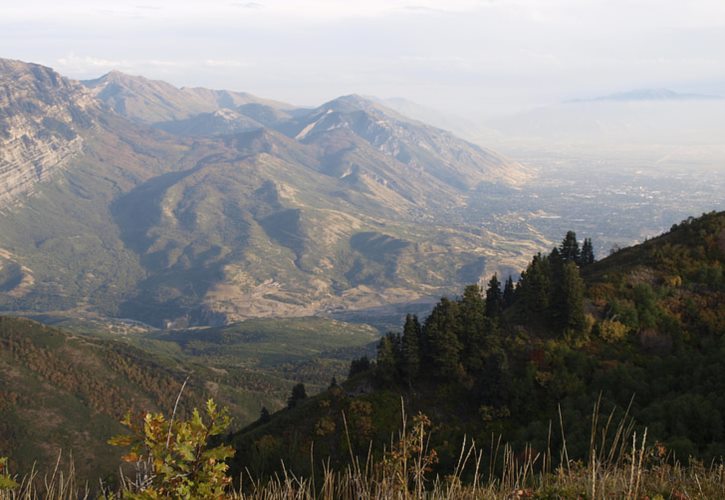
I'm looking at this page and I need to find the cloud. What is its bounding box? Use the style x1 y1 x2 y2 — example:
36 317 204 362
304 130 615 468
3 0 724 118
57 55 127 71
203 59 252 68
54 53 192 78
230 2 262 8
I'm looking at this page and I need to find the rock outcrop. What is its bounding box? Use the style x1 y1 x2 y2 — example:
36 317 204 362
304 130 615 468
0 59 94 207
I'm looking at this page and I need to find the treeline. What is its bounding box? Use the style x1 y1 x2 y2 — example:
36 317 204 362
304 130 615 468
362 231 595 393
346 217 725 461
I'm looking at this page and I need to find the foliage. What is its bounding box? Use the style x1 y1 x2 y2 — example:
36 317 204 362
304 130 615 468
377 412 438 497
0 316 218 479
400 314 421 386
596 319 630 343
108 399 234 499
0 457 18 491
286 383 307 409
348 356 372 377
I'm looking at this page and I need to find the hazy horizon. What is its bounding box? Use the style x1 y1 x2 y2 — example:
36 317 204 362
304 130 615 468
3 0 725 119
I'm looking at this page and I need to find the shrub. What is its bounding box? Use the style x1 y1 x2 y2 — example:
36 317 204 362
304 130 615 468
0 457 18 491
108 399 234 498
597 319 630 343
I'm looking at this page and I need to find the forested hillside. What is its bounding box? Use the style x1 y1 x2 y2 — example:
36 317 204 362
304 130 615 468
0 316 285 479
230 211 725 479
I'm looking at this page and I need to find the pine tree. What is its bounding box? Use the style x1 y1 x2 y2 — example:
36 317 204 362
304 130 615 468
459 284 487 374
287 383 307 409
348 356 371 377
503 275 515 308
424 297 463 380
580 238 595 266
517 253 551 319
259 406 271 423
375 333 400 384
559 261 586 334
485 274 503 318
548 247 565 325
401 314 421 386
560 231 581 263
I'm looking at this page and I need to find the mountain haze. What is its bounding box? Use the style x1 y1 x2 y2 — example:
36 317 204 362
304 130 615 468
0 59 542 328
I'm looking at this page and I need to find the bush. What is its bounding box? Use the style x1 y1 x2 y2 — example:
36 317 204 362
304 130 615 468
597 319 630 343
0 457 18 491
108 399 234 498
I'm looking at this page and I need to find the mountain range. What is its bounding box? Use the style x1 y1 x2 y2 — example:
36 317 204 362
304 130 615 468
0 58 543 328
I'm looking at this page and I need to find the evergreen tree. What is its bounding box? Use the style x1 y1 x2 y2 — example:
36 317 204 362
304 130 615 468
559 261 587 334
560 231 581 263
329 377 338 388
580 238 595 266
517 253 551 319
348 356 371 377
287 383 307 409
503 275 515 308
259 406 271 424
401 314 421 386
375 333 400 384
485 274 503 318
424 297 463 380
459 285 487 374
548 247 565 325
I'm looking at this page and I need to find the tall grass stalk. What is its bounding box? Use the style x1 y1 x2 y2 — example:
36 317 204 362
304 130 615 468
3 403 725 499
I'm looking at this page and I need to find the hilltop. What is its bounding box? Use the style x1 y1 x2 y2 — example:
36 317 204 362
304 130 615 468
229 211 725 478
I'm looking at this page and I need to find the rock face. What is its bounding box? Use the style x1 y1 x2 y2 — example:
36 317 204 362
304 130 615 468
0 59 94 206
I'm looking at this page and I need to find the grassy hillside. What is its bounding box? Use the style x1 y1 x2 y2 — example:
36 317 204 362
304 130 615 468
229 211 725 480
0 313 381 481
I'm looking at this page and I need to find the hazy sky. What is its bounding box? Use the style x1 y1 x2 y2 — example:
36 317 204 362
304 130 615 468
3 0 725 117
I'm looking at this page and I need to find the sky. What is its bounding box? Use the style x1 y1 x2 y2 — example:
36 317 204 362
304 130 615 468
2 0 725 118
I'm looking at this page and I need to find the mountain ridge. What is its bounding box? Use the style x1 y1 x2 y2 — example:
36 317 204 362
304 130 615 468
0 58 542 327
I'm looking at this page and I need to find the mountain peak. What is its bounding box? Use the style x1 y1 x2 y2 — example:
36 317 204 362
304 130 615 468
320 94 379 113
0 58 94 205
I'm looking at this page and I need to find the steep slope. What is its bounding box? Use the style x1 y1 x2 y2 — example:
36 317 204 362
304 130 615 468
0 59 544 327
289 95 531 192
230 211 725 477
108 127 543 326
0 59 95 206
0 316 229 479
0 313 380 480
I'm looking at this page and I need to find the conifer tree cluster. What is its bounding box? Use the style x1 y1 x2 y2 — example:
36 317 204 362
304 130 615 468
517 231 593 334
365 231 595 395
370 284 507 406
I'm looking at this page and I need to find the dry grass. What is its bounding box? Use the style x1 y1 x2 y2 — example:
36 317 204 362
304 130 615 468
3 399 725 499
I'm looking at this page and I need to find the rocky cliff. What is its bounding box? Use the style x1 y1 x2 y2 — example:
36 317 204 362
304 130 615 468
0 59 95 207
